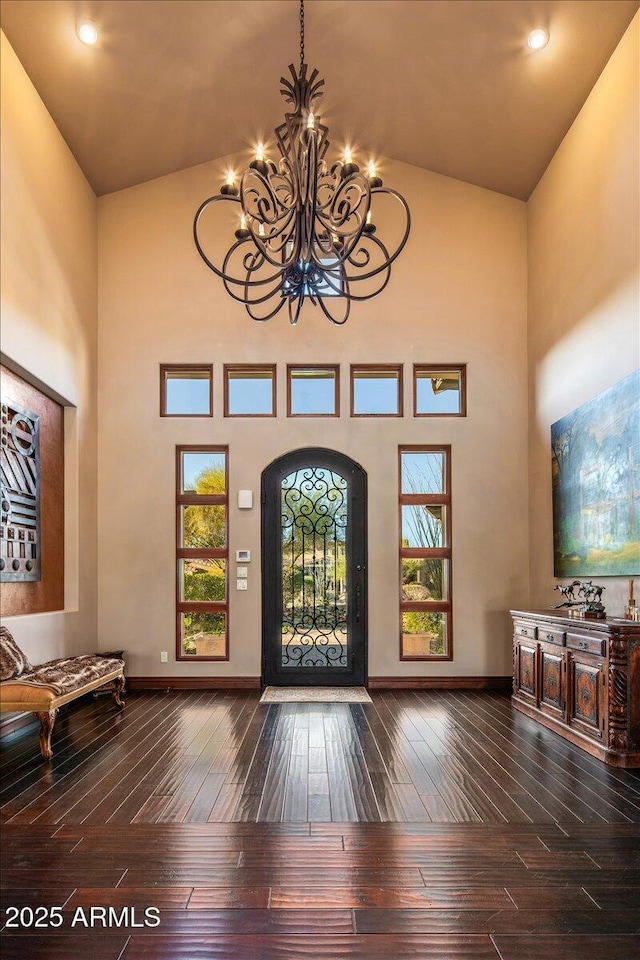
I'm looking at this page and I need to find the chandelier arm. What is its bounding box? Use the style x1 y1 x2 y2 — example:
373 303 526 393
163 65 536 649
220 249 282 305
334 190 411 283
342 236 393 300
237 274 291 308
246 296 289 323
317 286 351 325
195 198 291 290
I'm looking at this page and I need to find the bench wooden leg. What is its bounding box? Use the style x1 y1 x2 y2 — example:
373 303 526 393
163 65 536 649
37 709 57 760
112 675 126 710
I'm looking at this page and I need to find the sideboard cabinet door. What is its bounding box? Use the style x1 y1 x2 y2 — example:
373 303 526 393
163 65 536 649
567 651 605 742
515 639 538 706
538 641 566 722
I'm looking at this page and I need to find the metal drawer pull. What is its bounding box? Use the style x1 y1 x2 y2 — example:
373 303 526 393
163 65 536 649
521 628 529 636
577 640 587 650
546 633 555 641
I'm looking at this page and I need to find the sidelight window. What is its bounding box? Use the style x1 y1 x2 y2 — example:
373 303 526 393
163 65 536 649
399 446 452 659
176 446 228 660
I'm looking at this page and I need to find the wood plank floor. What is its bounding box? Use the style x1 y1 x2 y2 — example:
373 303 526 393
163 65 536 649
1 690 639 958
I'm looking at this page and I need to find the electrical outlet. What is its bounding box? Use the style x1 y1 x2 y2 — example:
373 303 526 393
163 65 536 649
160 651 168 663
236 579 248 591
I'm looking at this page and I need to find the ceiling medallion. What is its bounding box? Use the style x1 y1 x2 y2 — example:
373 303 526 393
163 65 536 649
194 0 411 325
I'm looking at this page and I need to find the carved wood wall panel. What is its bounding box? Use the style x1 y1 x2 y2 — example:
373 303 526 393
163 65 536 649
1 401 40 580
0 366 64 615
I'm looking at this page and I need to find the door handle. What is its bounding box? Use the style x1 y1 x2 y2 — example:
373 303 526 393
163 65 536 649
355 565 365 623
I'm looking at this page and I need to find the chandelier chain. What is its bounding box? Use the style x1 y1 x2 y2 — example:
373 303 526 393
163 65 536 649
299 0 305 70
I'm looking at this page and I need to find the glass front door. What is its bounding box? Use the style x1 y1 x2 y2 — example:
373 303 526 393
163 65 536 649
262 448 367 686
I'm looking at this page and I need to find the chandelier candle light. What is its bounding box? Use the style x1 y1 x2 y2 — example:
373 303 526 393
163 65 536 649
194 0 411 325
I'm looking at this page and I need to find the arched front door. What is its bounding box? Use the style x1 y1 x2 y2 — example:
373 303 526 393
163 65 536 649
261 448 367 686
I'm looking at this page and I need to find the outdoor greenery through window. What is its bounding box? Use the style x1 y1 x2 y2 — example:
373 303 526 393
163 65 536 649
414 364 466 416
399 446 452 659
176 446 228 659
224 365 276 416
160 364 213 416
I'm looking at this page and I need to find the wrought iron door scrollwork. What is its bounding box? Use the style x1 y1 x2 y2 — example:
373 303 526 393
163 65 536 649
280 467 348 667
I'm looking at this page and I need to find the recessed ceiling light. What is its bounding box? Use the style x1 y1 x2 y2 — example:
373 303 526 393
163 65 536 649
527 28 549 50
77 21 99 46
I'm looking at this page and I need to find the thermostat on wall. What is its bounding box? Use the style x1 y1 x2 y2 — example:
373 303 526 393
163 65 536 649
236 549 251 562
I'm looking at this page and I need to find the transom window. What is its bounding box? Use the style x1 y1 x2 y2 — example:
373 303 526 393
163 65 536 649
160 364 213 417
224 365 276 416
287 365 339 416
176 446 228 660
399 446 452 660
351 365 403 416
414 364 466 416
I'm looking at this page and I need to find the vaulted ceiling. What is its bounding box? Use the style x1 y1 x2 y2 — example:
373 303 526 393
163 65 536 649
1 0 637 198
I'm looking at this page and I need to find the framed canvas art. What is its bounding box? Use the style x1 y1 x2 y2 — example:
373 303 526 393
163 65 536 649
551 369 640 577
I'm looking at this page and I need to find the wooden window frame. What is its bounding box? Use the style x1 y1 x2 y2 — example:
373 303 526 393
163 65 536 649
413 363 467 418
286 364 340 418
223 364 277 418
350 364 403 418
399 444 453 661
160 364 213 418
176 445 229 661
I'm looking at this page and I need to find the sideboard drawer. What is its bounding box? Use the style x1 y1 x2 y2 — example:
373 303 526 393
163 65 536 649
514 621 537 641
539 627 566 646
566 632 605 656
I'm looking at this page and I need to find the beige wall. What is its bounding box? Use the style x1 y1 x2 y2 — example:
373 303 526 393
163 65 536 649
4 12 636 682
0 32 98 663
97 156 529 679
527 13 640 616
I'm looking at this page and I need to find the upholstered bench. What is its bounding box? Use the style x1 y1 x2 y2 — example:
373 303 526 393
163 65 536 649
0 627 125 759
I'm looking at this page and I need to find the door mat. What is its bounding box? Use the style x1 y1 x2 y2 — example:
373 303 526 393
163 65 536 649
260 686 372 703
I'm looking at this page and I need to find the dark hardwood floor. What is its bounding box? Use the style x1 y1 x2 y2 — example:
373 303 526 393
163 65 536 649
1 690 639 958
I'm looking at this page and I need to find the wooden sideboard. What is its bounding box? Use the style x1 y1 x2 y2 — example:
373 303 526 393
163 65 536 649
510 610 640 768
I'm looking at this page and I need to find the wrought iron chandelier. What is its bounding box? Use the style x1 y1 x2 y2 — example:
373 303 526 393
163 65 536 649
193 0 411 325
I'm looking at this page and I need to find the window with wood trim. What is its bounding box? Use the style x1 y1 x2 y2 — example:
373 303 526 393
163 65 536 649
224 364 276 417
176 446 228 660
413 364 466 417
287 365 340 417
399 446 452 660
351 365 403 416
160 364 213 417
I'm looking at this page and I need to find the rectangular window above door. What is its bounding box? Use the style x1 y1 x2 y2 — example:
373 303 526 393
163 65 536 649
160 364 213 416
413 364 466 416
224 365 276 416
287 365 339 416
351 365 403 416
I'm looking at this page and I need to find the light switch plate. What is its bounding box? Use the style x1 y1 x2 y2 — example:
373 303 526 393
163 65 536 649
236 566 248 579
236 579 248 590
238 489 253 509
